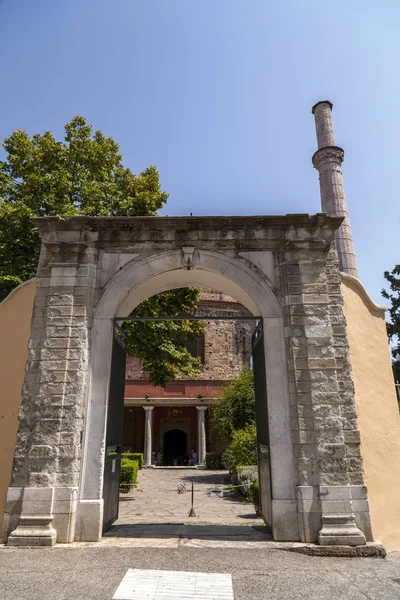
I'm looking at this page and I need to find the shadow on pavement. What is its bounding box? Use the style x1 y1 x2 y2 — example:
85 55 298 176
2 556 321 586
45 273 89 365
104 523 272 540
181 473 231 485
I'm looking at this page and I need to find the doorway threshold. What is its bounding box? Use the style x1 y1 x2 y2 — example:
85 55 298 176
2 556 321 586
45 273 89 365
147 465 205 470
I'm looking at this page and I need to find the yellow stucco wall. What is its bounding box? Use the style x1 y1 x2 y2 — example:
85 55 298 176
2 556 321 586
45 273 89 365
342 274 400 552
0 280 35 527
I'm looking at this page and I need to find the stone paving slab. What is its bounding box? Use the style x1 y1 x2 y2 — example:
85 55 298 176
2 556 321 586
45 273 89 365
112 569 234 600
113 468 263 528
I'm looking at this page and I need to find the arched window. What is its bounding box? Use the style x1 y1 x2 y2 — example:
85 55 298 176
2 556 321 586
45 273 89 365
185 334 205 364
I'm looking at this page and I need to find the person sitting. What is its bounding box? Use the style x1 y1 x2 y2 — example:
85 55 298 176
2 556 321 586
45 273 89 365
154 448 163 466
188 448 198 466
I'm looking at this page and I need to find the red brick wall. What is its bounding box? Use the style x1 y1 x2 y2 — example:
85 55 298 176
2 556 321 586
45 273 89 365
125 292 255 382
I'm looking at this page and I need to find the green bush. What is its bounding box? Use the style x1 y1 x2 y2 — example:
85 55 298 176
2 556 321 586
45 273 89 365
120 458 139 492
250 480 260 514
222 423 257 473
237 465 258 499
211 370 255 442
122 452 144 469
205 452 224 469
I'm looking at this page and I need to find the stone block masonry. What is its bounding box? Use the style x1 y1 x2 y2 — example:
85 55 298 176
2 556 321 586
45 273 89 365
2 213 374 549
281 241 369 543
4 232 99 545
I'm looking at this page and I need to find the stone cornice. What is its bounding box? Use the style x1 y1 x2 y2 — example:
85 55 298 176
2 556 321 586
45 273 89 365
31 214 344 254
32 213 343 234
312 146 345 170
312 100 333 114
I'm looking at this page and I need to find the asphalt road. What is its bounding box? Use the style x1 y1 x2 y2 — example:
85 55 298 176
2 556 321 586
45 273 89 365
1 546 400 600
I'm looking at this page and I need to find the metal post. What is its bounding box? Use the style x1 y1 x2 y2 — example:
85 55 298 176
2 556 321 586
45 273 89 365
188 480 196 517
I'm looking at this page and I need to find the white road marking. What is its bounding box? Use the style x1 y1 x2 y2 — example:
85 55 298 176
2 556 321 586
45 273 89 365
113 568 234 599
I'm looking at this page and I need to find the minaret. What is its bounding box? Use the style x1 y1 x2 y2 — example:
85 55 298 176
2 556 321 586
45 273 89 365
312 101 359 278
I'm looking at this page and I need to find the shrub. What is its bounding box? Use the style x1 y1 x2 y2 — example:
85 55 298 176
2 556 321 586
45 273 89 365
237 465 258 499
211 370 255 442
250 480 260 514
120 458 139 492
222 423 257 473
205 452 224 469
122 452 144 470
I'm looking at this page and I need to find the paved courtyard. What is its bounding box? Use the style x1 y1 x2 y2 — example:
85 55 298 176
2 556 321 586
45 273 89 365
114 468 262 524
105 467 268 545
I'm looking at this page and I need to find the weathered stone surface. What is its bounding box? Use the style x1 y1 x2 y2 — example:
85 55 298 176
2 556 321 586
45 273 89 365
7 516 57 547
4 213 372 548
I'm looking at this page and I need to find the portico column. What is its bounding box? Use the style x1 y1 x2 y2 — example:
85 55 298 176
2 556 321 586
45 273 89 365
143 406 154 467
196 406 207 466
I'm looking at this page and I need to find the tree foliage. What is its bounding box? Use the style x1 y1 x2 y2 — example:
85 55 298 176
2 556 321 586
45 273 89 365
393 360 400 385
382 265 400 356
0 117 205 385
124 288 206 387
211 369 255 442
382 265 400 382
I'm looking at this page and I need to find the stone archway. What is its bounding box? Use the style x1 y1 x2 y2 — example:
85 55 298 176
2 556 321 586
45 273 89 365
79 247 297 543
2 214 372 548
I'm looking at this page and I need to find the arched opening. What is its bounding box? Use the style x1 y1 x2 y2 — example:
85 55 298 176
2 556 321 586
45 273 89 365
6 217 373 550
77 250 298 543
163 429 188 465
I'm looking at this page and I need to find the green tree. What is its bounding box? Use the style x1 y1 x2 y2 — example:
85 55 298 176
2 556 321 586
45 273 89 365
393 360 400 385
123 289 206 387
382 265 400 383
211 370 255 442
0 117 205 386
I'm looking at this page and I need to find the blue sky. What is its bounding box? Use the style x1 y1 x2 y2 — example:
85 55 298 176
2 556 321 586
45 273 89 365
0 0 399 303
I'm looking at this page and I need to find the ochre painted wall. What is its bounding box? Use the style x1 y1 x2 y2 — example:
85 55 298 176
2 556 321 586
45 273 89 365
0 281 35 527
342 275 400 551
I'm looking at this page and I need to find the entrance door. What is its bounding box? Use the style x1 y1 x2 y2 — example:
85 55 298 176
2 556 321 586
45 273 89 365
102 326 126 532
163 429 187 465
252 321 272 526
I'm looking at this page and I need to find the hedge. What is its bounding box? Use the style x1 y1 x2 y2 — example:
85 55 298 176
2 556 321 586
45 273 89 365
120 458 139 492
205 452 224 469
121 452 144 470
250 480 260 514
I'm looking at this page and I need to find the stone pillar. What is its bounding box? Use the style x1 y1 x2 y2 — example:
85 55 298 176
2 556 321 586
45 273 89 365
280 239 370 545
312 101 359 278
2 220 98 546
196 406 207 466
143 406 154 467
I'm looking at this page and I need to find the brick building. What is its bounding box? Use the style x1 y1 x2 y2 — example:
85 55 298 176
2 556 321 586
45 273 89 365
122 290 255 465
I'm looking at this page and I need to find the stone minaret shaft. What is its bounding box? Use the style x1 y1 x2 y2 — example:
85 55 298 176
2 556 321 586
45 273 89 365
312 101 359 277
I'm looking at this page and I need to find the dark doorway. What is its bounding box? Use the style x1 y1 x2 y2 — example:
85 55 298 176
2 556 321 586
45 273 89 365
163 429 187 465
